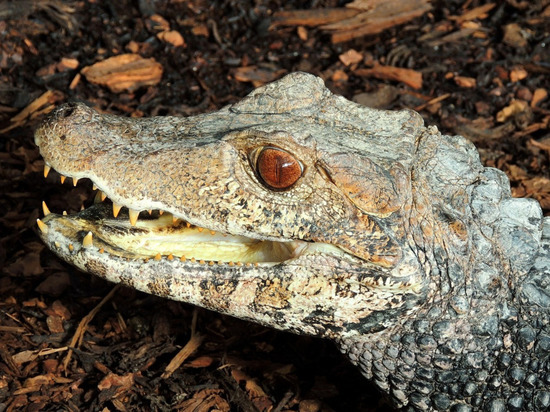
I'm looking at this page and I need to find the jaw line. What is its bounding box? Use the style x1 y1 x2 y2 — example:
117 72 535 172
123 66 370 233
38 202 355 267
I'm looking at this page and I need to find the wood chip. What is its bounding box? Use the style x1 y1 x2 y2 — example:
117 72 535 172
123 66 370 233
510 66 528 82
81 54 163 93
271 8 360 28
191 24 209 37
454 76 476 88
297 26 308 41
496 99 528 122
503 23 529 48
0 90 63 133
232 66 286 87
531 88 548 107
339 49 363 66
448 3 496 24
324 0 431 43
355 64 422 89
157 30 186 47
58 57 79 71
271 0 431 43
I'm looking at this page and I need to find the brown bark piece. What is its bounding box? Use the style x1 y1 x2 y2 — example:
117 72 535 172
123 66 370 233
454 76 476 88
232 66 287 87
271 8 360 28
271 0 430 43
324 0 431 43
448 3 496 24
339 49 363 66
0 90 62 133
355 64 422 89
531 88 548 107
157 30 186 47
81 54 163 93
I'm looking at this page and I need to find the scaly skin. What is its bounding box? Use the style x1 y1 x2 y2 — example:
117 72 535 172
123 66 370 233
34 73 550 411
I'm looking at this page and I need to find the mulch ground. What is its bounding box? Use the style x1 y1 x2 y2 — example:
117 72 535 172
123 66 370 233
1 1 549 411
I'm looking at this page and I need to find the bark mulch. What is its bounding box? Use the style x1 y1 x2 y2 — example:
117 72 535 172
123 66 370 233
1 1 549 411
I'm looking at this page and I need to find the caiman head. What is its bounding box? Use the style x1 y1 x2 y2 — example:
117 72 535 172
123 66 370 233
34 72 543 341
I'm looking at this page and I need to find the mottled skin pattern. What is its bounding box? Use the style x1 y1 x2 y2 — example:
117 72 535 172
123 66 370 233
35 73 550 411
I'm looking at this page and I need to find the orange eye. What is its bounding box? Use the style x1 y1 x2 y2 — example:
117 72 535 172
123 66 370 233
256 147 303 190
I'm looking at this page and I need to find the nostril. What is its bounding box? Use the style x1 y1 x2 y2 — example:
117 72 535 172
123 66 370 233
61 106 75 118
59 102 80 118
59 134 66 141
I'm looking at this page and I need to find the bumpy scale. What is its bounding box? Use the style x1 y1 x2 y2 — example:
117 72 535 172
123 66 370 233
34 73 550 411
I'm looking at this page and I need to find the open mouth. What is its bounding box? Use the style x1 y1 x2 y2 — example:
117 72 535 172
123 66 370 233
37 168 351 267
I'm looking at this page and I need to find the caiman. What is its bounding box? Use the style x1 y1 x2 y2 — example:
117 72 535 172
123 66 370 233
34 72 550 411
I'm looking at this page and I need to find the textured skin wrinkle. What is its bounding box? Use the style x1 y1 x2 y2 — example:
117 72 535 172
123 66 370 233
35 73 550 411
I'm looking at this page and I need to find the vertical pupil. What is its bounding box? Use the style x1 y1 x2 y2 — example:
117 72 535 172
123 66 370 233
257 147 302 190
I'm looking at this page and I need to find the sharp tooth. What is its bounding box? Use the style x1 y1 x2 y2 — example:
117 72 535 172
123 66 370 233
208 261 214 266
129 209 139 226
159 210 164 215
60 175 66 184
210 230 216 235
73 177 79 186
167 254 174 261
54 242 60 248
186 222 191 228
199 259 205 265
113 203 122 218
63 210 67 216
148 210 152 215
42 201 51 216
100 192 107 201
228 261 234 266
191 257 196 263
82 231 93 248
93 183 97 190
80 204 85 211
68 244 74 252
94 191 103 204
44 165 51 178
173 216 178 223
197 227 203 232
36 219 48 234
99 248 105 254
154 253 162 261
180 256 186 262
